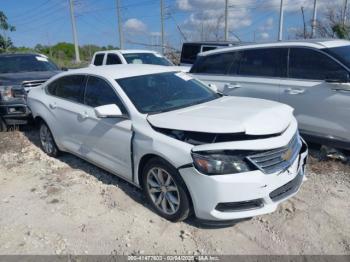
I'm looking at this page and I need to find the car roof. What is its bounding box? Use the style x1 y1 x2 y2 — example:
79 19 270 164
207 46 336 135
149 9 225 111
183 41 241 46
198 39 350 56
62 64 178 79
94 49 160 55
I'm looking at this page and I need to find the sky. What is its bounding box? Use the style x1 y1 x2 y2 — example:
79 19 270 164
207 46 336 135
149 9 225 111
0 0 346 51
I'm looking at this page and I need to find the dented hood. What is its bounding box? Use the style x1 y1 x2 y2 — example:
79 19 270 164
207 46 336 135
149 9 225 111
147 96 294 135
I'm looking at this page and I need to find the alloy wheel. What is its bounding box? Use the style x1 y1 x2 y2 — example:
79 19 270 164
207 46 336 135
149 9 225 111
40 124 54 154
146 167 180 215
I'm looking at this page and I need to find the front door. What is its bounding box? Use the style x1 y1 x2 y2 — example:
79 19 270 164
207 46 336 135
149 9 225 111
77 75 133 180
280 47 350 143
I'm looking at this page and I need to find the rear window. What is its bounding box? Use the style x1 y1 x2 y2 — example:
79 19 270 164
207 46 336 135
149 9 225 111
93 54 105 66
180 44 201 64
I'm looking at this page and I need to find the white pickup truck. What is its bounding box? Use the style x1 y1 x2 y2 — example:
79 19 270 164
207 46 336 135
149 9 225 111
90 49 190 72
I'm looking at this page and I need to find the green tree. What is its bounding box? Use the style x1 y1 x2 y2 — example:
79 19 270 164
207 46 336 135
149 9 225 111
0 11 15 52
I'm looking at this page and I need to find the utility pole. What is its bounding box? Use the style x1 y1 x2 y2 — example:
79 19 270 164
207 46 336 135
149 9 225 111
68 0 80 63
160 0 165 54
278 0 284 41
116 0 123 49
343 0 348 25
224 0 228 41
311 0 317 38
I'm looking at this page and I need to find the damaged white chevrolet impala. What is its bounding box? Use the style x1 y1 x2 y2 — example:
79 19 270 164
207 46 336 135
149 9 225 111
27 65 308 223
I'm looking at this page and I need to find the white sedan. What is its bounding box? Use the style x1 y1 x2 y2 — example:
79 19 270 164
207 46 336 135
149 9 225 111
27 65 308 223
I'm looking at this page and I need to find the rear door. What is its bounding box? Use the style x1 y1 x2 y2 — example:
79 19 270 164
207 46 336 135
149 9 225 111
280 47 350 142
192 48 287 101
45 75 87 152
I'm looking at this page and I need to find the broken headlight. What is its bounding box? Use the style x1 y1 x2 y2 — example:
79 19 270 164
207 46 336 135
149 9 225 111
191 151 254 175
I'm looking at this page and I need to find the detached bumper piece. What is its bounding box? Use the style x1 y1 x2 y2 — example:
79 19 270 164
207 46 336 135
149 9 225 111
215 199 264 212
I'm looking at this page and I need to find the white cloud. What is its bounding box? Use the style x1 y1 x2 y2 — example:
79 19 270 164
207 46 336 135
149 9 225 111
124 18 147 34
175 0 345 41
178 1 253 40
259 32 270 40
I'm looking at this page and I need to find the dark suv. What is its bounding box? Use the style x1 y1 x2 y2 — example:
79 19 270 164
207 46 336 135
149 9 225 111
0 53 60 131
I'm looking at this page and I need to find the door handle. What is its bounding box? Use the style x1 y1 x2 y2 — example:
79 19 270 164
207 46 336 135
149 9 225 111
224 82 241 90
285 88 305 95
49 103 56 109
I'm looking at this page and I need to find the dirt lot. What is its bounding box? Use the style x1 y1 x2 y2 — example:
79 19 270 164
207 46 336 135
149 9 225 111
0 129 349 255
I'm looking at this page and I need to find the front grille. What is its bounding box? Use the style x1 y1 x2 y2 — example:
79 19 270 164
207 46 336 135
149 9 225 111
270 173 303 202
215 199 263 212
247 134 302 174
21 79 47 91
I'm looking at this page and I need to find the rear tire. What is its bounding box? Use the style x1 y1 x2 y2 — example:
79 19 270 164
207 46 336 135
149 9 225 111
141 158 191 222
0 117 7 132
39 122 59 157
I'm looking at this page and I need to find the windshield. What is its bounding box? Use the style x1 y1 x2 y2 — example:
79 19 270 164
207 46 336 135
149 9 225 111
0 55 59 74
123 53 173 66
116 72 220 114
323 45 350 69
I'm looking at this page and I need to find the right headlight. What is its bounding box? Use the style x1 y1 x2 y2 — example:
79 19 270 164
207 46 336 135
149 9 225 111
191 151 255 175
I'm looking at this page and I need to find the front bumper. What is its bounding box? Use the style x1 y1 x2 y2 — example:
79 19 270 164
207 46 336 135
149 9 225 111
0 100 31 125
180 140 308 221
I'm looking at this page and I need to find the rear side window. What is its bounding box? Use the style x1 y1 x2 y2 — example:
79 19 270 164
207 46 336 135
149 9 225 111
106 54 122 65
84 76 127 114
289 48 347 80
238 48 286 77
47 75 85 103
93 54 105 66
191 52 241 75
181 44 201 64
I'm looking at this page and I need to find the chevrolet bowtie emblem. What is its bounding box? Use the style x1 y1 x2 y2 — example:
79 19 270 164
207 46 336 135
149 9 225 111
282 148 293 161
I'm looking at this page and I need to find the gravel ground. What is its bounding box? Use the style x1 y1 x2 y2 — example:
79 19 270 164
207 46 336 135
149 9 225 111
0 130 349 255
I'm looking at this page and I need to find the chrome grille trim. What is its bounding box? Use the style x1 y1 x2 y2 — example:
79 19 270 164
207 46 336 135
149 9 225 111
21 80 47 91
247 134 302 174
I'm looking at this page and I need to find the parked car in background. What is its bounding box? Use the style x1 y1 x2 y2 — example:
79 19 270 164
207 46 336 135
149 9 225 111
90 49 190 72
191 39 350 151
180 41 242 66
28 65 308 223
0 53 61 131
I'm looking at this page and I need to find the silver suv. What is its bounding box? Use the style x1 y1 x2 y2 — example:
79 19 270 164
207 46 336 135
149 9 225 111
190 40 350 150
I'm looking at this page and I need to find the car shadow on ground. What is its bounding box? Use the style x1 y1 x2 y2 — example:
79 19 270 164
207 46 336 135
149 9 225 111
21 126 239 229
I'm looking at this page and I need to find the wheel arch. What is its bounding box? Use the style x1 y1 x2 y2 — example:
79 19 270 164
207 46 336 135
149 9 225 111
137 153 194 211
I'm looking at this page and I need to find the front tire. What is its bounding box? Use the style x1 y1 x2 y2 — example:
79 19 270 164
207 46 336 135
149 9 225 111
39 122 59 157
141 158 191 222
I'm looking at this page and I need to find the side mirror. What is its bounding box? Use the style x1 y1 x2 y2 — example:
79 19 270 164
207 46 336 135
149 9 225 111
94 104 125 118
325 71 349 83
61 67 68 71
